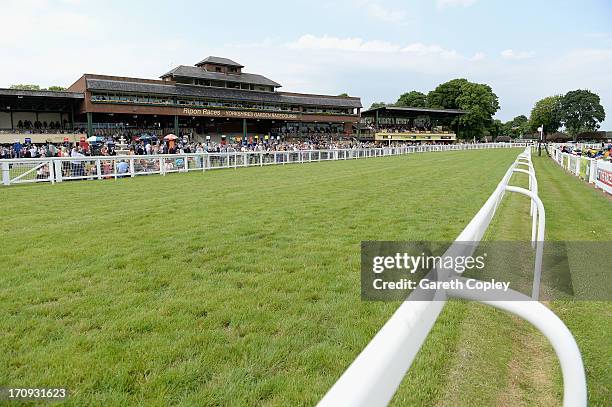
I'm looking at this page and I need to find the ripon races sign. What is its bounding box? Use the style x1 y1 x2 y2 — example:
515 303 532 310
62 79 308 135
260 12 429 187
180 107 298 120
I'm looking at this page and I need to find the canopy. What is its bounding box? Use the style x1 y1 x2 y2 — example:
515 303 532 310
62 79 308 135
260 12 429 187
86 136 105 142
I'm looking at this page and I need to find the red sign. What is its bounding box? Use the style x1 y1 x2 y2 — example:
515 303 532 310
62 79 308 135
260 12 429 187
597 168 612 187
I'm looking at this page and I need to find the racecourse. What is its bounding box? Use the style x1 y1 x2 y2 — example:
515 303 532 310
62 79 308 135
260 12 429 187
1 149 609 405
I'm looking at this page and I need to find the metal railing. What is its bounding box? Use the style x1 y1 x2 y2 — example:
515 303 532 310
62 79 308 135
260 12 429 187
318 147 586 407
549 146 612 195
1 143 530 186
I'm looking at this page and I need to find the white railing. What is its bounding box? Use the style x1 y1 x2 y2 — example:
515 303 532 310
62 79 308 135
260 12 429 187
1 143 530 186
318 147 586 407
549 146 612 194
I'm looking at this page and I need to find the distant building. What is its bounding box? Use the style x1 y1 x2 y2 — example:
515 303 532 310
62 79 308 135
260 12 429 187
359 106 467 143
0 56 362 144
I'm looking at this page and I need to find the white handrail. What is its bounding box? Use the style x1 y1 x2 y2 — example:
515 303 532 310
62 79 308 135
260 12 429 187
1 143 531 186
448 287 587 407
504 185 545 299
318 147 586 407
511 167 539 245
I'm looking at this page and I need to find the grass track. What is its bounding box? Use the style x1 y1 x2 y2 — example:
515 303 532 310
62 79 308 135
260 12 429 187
0 149 518 406
1 149 609 406
393 154 610 407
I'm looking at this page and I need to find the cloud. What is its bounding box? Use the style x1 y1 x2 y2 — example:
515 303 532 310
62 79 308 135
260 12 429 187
0 0 100 46
287 35 460 59
365 2 406 23
401 43 458 58
437 0 477 10
287 34 400 52
472 52 485 61
500 49 535 60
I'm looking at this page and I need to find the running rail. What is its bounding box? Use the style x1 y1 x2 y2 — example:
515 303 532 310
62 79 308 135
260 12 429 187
1 142 531 186
318 147 586 407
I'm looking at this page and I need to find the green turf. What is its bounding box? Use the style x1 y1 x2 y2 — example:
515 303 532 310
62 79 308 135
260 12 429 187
393 154 610 407
1 149 609 406
0 150 520 406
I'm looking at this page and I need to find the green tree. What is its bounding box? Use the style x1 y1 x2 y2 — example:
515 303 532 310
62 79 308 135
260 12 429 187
455 82 500 139
369 102 387 109
560 89 606 140
488 119 506 138
529 95 562 135
395 91 428 108
427 78 469 109
504 115 529 138
47 86 66 91
9 84 41 90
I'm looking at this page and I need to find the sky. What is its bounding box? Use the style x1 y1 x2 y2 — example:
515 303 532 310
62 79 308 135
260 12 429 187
2 0 611 128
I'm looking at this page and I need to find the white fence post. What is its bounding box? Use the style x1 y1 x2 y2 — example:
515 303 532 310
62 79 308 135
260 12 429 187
96 159 102 180
48 159 55 184
55 160 63 183
2 162 10 185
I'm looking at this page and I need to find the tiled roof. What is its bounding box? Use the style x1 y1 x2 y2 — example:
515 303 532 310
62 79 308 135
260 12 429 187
86 79 362 108
160 65 281 88
195 56 243 67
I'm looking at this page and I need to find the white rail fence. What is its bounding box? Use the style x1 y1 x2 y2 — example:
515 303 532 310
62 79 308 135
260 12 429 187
1 142 530 186
549 146 612 195
318 147 586 407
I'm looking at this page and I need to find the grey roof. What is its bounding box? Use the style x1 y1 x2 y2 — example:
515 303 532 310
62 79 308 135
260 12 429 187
195 56 243 67
0 88 84 99
86 79 362 108
160 65 281 88
362 106 468 115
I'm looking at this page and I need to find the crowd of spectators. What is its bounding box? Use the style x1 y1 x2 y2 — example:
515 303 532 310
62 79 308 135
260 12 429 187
0 120 76 133
0 138 379 160
560 143 612 160
370 124 450 133
1 128 503 160
1 137 521 182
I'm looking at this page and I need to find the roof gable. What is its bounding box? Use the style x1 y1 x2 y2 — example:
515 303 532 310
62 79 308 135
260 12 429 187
195 56 243 67
160 65 281 88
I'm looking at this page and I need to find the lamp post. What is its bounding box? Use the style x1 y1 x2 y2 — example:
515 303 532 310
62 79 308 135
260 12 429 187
537 125 544 156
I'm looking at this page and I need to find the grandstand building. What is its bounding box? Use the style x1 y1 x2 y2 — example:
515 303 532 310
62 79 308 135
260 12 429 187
0 56 362 144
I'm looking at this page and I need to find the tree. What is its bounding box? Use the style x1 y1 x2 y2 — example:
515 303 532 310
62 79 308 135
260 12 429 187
488 119 506 138
427 78 469 109
560 89 606 141
455 82 500 139
504 115 529 138
9 84 41 90
369 102 387 109
395 91 427 108
8 84 65 91
529 95 562 135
